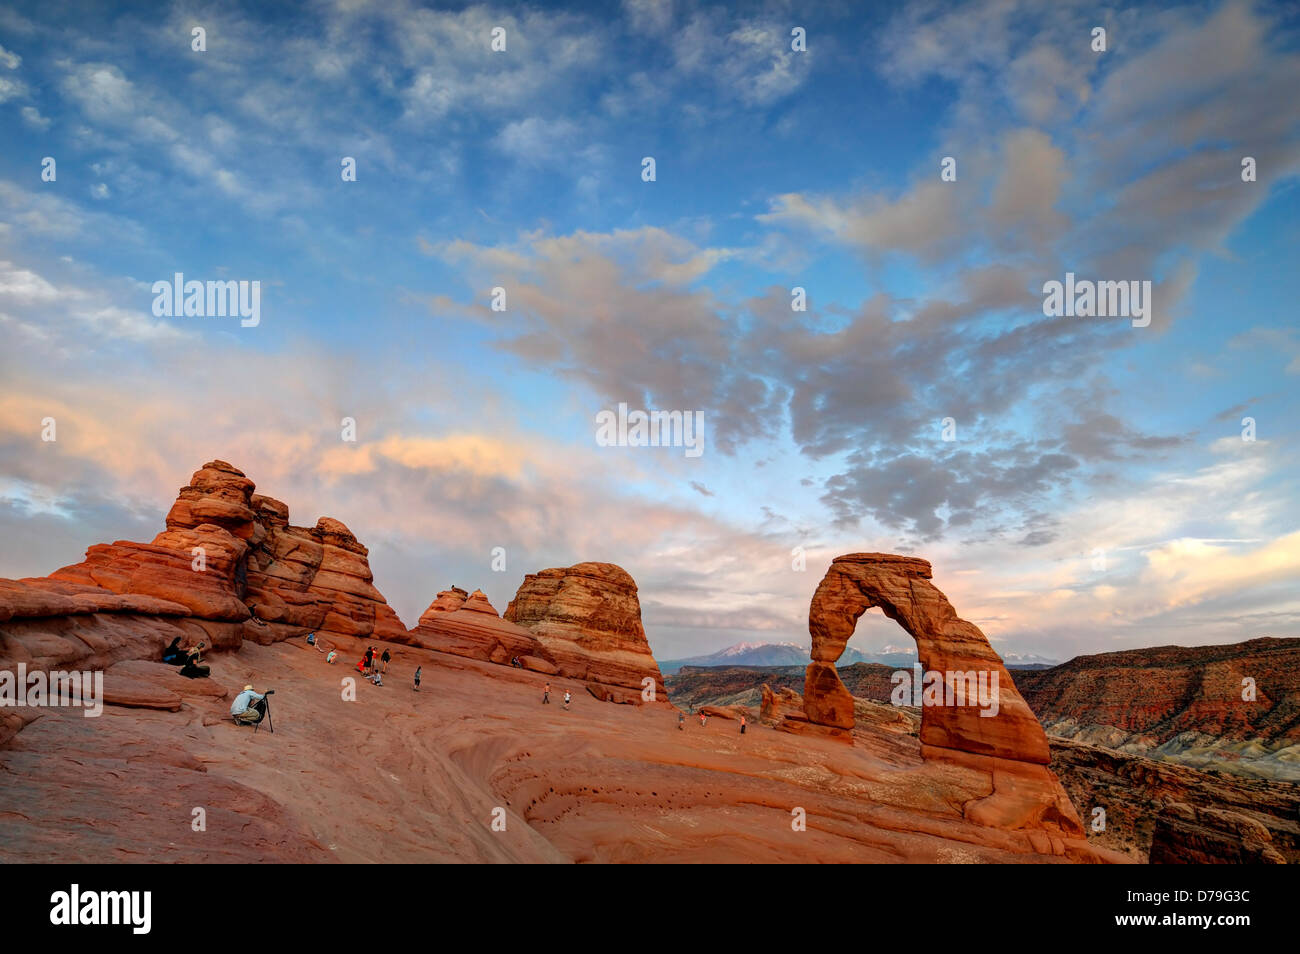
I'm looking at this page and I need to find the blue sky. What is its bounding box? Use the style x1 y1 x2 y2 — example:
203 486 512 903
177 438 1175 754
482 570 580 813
1 0 1298 662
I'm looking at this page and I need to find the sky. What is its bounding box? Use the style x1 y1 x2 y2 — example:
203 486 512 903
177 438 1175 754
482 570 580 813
0 0 1297 664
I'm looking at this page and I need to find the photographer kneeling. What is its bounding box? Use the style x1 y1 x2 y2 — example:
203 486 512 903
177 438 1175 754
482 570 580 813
231 684 273 726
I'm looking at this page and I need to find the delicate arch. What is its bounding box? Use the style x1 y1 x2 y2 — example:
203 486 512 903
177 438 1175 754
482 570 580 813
803 553 1050 764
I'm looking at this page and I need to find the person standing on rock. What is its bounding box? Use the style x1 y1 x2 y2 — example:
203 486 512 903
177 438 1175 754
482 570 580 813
413 666 422 691
678 711 685 731
563 690 571 711
363 646 375 675
739 714 747 734
542 683 550 704
700 711 707 728
381 648 391 673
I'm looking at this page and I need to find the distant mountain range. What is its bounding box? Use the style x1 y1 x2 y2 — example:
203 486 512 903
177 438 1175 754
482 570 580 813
659 640 1057 674
660 641 852 674
998 651 1061 669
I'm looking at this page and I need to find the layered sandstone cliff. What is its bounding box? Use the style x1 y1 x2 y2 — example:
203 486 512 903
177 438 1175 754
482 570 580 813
408 587 557 673
1014 637 1300 779
504 562 665 703
1047 736 1298 863
0 460 408 678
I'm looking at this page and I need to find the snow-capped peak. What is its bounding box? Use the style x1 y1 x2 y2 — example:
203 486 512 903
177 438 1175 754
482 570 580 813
717 640 804 656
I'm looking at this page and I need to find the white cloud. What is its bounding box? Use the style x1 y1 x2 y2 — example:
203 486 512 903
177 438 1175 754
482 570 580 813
20 105 49 129
623 0 674 35
0 75 27 102
493 117 581 162
674 12 812 106
60 63 140 121
0 259 183 343
0 260 58 301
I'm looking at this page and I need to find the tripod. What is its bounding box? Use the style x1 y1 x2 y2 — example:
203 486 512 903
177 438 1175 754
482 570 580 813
254 690 275 734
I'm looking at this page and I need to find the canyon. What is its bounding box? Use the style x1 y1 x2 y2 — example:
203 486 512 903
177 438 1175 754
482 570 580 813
667 637 1300 863
1013 638 1300 780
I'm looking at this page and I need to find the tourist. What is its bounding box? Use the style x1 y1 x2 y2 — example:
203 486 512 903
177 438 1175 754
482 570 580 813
230 685 268 725
678 711 685 731
161 636 186 666
363 646 375 674
542 683 550 704
326 649 338 665
563 690 571 711
740 714 747 734
179 641 209 680
381 648 391 673
413 666 422 691
700 712 707 727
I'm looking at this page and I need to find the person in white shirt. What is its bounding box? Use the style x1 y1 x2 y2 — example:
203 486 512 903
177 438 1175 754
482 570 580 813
230 685 267 725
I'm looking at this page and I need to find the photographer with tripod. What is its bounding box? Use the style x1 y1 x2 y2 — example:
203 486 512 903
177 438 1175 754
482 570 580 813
230 684 275 731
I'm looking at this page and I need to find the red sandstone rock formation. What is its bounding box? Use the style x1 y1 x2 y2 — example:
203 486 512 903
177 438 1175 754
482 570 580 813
1013 637 1300 776
1046 736 1297 863
504 562 664 703
408 587 557 672
0 460 408 675
0 577 195 678
152 462 407 645
667 663 1299 864
2 490 1129 863
418 586 470 619
667 662 897 714
760 683 802 724
799 552 1082 835
0 636 1127 863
